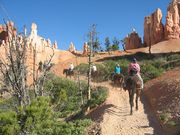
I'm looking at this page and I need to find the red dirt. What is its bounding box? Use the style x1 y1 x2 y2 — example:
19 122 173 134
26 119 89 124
144 68 180 135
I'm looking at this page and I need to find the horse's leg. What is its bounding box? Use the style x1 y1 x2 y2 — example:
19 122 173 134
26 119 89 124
136 92 138 110
120 77 123 90
113 77 116 89
128 90 134 115
136 88 141 110
66 72 68 78
131 85 136 115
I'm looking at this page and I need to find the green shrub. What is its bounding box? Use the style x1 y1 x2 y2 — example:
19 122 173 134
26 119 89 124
159 111 175 126
0 97 91 135
92 64 110 82
147 58 167 68
44 76 88 117
167 53 180 61
90 86 108 108
167 120 176 126
141 63 164 82
44 74 109 118
19 97 55 135
75 63 89 75
0 110 20 135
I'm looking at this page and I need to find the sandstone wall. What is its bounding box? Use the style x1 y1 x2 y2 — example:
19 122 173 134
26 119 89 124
144 8 164 47
164 1 180 39
144 1 180 47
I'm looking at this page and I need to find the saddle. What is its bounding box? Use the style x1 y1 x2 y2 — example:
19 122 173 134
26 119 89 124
114 73 123 80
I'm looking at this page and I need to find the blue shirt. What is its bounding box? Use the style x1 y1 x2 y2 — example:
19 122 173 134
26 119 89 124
114 66 121 74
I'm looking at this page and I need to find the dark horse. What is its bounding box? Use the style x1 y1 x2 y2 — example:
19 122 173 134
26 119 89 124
63 69 75 78
113 73 124 89
91 70 98 82
125 71 142 115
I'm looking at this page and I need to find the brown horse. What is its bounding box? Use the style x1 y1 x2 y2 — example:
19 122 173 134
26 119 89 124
63 69 75 78
91 70 99 82
125 75 142 115
113 74 124 89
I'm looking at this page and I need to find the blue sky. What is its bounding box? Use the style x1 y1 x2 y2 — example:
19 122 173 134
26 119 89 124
0 0 170 50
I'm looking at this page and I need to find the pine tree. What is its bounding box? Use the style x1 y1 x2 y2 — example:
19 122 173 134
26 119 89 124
105 37 111 51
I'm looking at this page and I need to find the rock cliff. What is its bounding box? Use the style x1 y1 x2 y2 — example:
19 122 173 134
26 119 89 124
125 31 142 50
144 8 164 47
164 0 180 39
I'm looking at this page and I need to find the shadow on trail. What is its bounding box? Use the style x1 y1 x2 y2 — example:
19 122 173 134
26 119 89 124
86 104 114 123
86 103 129 123
141 93 164 135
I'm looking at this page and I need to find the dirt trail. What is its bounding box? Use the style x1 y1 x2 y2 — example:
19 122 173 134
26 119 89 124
90 81 163 135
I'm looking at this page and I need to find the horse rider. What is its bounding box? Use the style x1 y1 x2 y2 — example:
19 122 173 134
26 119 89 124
92 64 97 73
114 63 121 75
69 63 74 72
111 63 121 80
128 58 143 89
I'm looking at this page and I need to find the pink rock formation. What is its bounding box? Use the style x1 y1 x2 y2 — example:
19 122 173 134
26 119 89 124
125 31 142 50
0 21 17 45
144 8 164 47
69 42 76 53
164 0 180 39
53 41 58 49
0 25 7 44
83 42 89 55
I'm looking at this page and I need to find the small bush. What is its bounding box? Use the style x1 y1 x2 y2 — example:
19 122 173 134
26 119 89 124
0 97 92 135
141 63 164 82
75 63 89 75
90 86 108 108
167 54 180 61
44 75 88 117
167 120 176 126
0 110 20 135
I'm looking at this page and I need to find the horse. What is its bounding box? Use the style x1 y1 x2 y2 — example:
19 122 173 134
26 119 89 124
63 69 75 78
91 70 98 82
113 73 124 89
124 74 142 115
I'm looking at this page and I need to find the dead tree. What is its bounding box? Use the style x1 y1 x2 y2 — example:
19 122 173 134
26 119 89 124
33 46 54 97
86 24 97 112
0 23 30 107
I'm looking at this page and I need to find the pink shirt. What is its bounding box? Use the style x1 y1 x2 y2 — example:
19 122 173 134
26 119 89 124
128 63 140 74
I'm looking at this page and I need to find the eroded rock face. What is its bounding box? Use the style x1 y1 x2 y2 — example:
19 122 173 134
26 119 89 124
0 25 7 43
164 0 180 39
83 42 89 55
125 31 142 50
0 21 17 44
144 8 164 47
69 42 76 53
53 41 58 49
